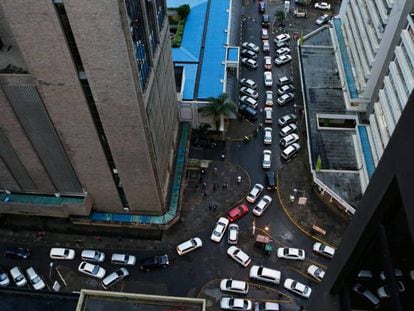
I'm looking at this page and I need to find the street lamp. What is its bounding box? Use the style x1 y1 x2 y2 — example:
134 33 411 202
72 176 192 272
264 224 270 232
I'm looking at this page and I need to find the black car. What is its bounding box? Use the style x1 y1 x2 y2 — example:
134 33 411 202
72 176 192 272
265 172 276 191
261 14 270 28
259 2 266 13
140 254 169 271
4 247 30 259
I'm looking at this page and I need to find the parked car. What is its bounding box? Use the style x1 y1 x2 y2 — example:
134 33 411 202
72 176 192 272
241 49 258 60
26 267 46 290
293 9 307 18
307 264 325 281
9 266 27 287
274 33 290 46
280 133 299 148
261 14 270 28
241 58 258 69
265 91 273 106
262 40 270 52
227 224 239 245
140 254 169 271
241 42 260 53
356 270 373 280
277 84 295 95
262 150 272 169
220 278 249 294
78 261 106 279
274 54 292 65
277 92 294 106
264 71 273 87
227 204 249 222
50 248 76 260
249 265 281 285
227 246 252 267
176 237 203 255
239 104 258 121
352 283 380 308
279 123 298 137
263 127 272 144
313 242 336 259
101 267 129 290
4 247 30 259
0 266 10 287
240 95 258 109
252 195 272 216
314 2 331 10
240 78 257 89
277 247 305 260
264 56 272 70
211 217 230 243
111 253 137 266
246 184 264 203
240 86 259 99
81 250 105 263
264 108 273 124
379 268 403 280
253 302 280 311
258 1 266 13
277 75 293 86
261 28 269 40
316 14 330 25
278 113 297 126
281 143 300 161
220 297 252 310
265 172 276 190
284 278 312 298
275 47 291 56
377 281 405 298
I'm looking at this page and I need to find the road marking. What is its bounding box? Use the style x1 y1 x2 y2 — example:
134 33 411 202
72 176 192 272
248 281 293 303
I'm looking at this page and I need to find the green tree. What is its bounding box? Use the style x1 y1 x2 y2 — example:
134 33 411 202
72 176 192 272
177 4 190 20
198 93 236 132
275 10 286 21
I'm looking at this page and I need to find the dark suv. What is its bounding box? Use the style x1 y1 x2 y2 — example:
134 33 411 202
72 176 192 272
140 254 169 271
4 247 30 259
261 14 270 28
265 172 276 190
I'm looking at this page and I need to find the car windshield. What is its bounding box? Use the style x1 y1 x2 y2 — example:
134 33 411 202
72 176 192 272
93 252 101 260
92 265 100 274
32 276 41 283
16 275 24 282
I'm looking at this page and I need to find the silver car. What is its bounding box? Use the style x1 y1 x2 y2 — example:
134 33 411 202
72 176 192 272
81 249 105 263
26 267 46 290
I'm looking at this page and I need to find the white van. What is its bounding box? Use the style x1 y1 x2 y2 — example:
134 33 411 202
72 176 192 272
264 107 273 124
249 265 281 285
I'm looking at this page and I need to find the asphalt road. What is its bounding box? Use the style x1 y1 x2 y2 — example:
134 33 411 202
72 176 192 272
0 1 340 310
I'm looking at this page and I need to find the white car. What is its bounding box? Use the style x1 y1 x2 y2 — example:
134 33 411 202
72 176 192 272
242 42 260 53
210 217 229 243
313 242 336 259
227 223 239 244
240 95 258 109
26 267 46 290
262 150 272 169
111 253 137 265
274 54 292 65
316 14 330 25
280 133 299 148
262 39 270 52
377 281 405 298
314 2 331 10
263 127 272 145
241 49 258 59
261 28 269 40
220 278 249 294
307 264 325 281
274 33 290 45
279 123 297 137
220 297 252 310
277 84 294 95
241 58 258 69
275 47 291 56
264 56 272 70
81 249 105 263
78 261 106 279
50 248 75 260
264 108 272 124
253 302 280 311
240 86 259 99
278 113 297 126
277 75 293 86
227 246 251 267
240 78 257 89
277 247 305 260
264 71 273 87
0 267 10 287
276 92 294 105
176 237 203 255
252 195 272 216
265 91 273 106
281 143 300 161
249 265 281 285
10 267 27 287
101 267 129 290
284 278 312 298
246 183 264 203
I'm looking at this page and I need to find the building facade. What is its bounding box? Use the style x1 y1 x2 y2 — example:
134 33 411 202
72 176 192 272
0 0 178 217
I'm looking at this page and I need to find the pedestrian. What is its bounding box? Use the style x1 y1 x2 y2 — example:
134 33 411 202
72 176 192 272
213 204 217 211
202 182 207 189
208 204 212 211
213 183 217 192
213 167 217 175
203 191 207 197
221 154 225 160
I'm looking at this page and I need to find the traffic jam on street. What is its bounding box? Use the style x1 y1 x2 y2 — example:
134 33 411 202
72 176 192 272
0 1 340 310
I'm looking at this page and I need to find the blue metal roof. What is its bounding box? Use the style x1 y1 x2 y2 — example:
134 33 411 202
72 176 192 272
227 47 239 62
358 125 375 178
197 0 229 99
333 18 358 99
177 63 198 100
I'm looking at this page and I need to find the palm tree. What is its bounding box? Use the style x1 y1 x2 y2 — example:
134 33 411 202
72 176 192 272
198 93 236 132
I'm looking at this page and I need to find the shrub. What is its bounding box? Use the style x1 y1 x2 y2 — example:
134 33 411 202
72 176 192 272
172 19 185 47
177 4 190 20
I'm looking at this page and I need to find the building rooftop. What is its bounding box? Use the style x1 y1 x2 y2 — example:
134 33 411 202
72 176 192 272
168 0 231 100
300 26 362 209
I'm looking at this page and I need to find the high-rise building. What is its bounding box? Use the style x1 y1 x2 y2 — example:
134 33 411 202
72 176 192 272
0 0 178 217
